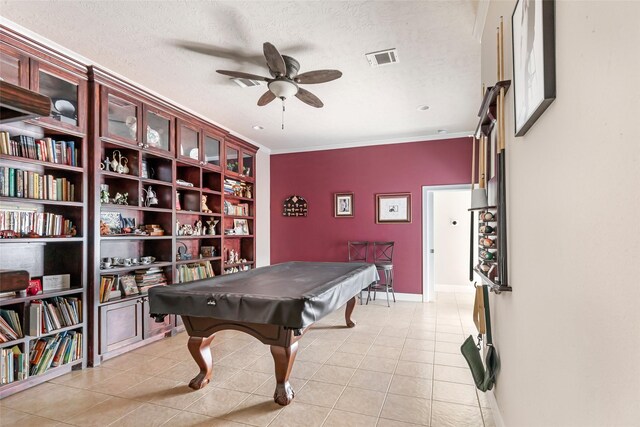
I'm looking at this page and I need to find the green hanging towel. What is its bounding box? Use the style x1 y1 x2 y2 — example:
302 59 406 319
460 284 498 392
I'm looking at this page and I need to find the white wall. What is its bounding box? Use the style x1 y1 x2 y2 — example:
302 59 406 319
433 190 472 288
481 2 640 426
255 149 270 267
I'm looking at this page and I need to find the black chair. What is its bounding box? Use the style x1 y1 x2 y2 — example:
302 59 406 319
348 241 369 304
367 241 395 307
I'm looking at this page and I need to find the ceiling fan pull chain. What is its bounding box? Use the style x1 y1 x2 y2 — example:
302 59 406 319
282 98 285 130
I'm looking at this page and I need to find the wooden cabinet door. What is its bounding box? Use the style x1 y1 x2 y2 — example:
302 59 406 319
0 43 29 88
100 86 143 146
202 128 224 171
142 105 174 156
176 118 201 165
30 60 87 133
141 297 171 338
99 299 143 354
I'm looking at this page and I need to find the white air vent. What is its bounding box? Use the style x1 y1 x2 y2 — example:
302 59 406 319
365 48 399 67
232 78 265 88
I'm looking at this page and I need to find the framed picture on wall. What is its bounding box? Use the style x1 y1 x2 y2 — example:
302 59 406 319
512 0 556 136
375 193 411 223
334 192 354 217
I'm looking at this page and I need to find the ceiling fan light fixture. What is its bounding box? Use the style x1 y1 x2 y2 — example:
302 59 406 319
268 79 298 99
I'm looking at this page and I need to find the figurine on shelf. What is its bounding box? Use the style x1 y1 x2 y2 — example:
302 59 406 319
113 192 128 205
142 186 158 207
206 219 219 235
233 184 243 197
176 220 181 235
100 184 110 204
100 156 111 171
244 185 252 199
194 220 203 236
180 224 194 236
201 195 212 213
176 191 182 211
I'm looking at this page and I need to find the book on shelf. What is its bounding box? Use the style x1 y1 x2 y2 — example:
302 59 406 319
0 309 23 342
29 297 82 334
134 267 167 293
0 209 75 237
0 346 28 384
178 261 215 283
99 275 119 303
0 167 75 201
0 132 78 167
29 331 82 376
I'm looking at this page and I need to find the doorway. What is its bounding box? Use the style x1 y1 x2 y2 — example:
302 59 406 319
422 185 473 301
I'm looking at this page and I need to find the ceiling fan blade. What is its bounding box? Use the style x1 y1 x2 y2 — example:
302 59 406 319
295 87 324 108
295 70 343 84
257 91 276 106
263 42 286 76
216 70 270 81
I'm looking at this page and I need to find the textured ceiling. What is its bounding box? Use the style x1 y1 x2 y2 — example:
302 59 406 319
1 1 480 152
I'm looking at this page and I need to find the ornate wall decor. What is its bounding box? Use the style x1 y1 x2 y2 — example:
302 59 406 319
282 195 308 217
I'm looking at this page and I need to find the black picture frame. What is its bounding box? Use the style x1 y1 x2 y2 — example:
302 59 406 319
512 0 556 136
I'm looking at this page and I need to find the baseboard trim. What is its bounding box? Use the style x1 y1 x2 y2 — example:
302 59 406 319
394 292 424 302
486 390 506 427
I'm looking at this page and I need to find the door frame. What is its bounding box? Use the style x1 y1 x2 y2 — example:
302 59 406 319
422 184 471 302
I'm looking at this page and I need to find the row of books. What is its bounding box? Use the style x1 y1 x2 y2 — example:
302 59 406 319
0 346 27 384
30 331 82 376
0 209 75 237
135 267 167 293
0 309 23 343
0 167 76 201
0 132 79 167
177 261 215 283
99 276 119 303
29 297 82 335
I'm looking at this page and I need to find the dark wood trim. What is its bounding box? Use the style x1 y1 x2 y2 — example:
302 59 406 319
0 80 50 123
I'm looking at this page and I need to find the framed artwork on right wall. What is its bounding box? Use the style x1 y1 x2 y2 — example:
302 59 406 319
375 193 411 223
512 0 556 136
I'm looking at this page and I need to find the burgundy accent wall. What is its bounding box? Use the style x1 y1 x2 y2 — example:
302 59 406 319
270 137 472 294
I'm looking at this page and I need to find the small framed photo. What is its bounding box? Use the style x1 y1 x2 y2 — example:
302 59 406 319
334 192 354 217
376 193 412 223
201 246 216 258
233 219 249 235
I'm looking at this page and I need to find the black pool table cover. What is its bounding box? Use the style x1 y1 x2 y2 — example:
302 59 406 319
149 261 379 329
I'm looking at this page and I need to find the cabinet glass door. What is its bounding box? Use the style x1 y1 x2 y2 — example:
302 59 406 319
107 94 138 142
39 70 79 127
179 124 200 162
204 135 221 168
145 110 171 153
242 151 254 178
226 146 239 174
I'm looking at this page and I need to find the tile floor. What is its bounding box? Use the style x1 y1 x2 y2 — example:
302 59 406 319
0 292 495 426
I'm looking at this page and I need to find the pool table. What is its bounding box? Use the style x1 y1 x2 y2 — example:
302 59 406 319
148 261 378 405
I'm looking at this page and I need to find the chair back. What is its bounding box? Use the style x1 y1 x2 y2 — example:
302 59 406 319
372 241 394 264
348 241 369 262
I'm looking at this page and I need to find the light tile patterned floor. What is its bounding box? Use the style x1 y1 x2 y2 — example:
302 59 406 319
0 292 496 426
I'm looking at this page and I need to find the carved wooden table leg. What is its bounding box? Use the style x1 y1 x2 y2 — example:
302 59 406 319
270 342 299 405
187 335 215 390
345 296 357 328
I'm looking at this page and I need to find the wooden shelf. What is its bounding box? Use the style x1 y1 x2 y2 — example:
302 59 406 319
140 178 173 187
176 235 221 240
223 234 254 239
0 154 83 172
100 235 171 241
99 261 173 274
34 323 84 340
225 215 254 219
0 337 28 348
0 287 84 306
175 256 221 266
0 359 82 399
224 261 255 268
176 210 221 217
101 170 138 181
0 196 83 207
202 188 222 195
223 194 254 202
0 237 83 243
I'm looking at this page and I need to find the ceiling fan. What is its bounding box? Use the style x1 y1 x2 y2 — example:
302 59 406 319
217 42 342 109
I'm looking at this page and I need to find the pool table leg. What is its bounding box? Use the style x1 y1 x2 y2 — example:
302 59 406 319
187 335 215 390
345 296 357 328
270 341 299 406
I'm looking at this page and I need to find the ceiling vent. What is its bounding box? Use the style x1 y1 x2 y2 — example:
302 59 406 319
365 48 399 67
231 78 265 88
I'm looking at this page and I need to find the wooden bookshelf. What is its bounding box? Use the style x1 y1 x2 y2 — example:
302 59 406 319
0 27 88 398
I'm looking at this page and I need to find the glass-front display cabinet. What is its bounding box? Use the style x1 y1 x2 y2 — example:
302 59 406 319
225 141 255 181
